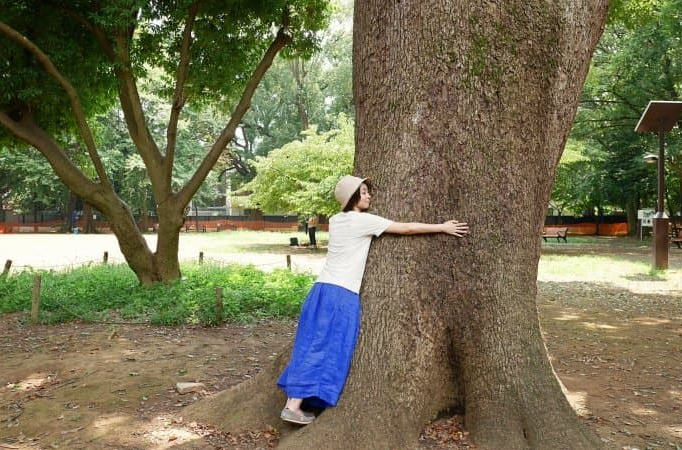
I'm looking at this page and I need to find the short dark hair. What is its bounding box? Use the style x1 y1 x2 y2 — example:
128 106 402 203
342 181 371 212
343 187 361 212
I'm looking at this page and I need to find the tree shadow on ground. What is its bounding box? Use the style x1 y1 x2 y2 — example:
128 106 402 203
538 280 682 450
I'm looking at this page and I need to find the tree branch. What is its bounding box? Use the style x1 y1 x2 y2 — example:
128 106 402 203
48 2 163 177
609 89 647 116
241 122 273 138
112 32 165 184
0 19 112 190
165 1 201 179
0 110 104 205
42 1 117 60
579 99 628 105
231 138 248 150
177 10 292 207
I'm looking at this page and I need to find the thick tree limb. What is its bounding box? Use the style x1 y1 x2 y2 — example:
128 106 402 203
0 20 112 190
41 2 159 176
112 33 165 187
0 110 105 208
166 1 201 180
177 14 292 207
55 4 164 180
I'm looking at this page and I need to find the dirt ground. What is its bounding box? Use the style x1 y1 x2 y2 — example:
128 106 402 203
1 239 681 449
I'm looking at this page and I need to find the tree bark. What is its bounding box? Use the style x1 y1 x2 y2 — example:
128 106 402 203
82 202 92 234
187 1 609 449
289 59 310 131
341 1 608 448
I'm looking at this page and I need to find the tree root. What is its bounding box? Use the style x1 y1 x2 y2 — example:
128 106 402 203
276 399 422 450
183 353 295 436
466 377 605 450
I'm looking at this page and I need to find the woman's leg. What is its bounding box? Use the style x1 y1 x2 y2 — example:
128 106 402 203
285 397 303 412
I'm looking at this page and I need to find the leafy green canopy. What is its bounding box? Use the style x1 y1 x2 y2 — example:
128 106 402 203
0 2 114 143
239 114 353 216
0 147 66 212
608 0 664 28
559 0 682 217
0 0 330 144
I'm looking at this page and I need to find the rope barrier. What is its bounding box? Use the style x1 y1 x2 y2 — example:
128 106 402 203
3 251 321 273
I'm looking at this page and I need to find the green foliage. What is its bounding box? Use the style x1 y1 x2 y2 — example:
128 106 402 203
238 114 354 216
0 1 331 142
562 0 682 219
0 146 67 213
0 263 314 325
224 3 353 187
608 0 664 28
94 79 225 214
560 140 590 164
0 1 117 144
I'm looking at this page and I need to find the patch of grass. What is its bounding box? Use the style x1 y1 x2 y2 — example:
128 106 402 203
0 263 314 326
538 252 682 289
185 230 329 254
539 254 651 279
647 267 667 279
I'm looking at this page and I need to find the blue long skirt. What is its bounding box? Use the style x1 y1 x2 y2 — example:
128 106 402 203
277 282 360 408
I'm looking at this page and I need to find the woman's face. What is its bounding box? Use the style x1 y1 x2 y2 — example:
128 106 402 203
355 183 371 211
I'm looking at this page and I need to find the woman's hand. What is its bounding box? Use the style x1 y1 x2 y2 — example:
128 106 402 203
441 220 469 237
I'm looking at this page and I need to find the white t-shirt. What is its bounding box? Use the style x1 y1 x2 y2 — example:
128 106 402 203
316 211 393 294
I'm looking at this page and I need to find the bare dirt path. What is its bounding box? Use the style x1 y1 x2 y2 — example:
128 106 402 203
0 236 681 449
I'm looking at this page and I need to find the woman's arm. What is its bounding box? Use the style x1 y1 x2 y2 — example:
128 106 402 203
385 220 469 236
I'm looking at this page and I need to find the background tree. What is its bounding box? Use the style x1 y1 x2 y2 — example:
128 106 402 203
94 78 226 226
186 1 610 449
0 0 330 283
549 141 595 219
238 114 354 216
563 0 682 230
0 146 67 222
221 1 354 188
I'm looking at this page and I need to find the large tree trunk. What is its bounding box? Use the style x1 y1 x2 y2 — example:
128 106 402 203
186 1 609 449
343 1 609 448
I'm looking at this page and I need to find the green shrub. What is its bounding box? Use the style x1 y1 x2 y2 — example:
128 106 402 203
0 263 314 326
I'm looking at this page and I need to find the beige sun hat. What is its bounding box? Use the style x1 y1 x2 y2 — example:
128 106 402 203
334 175 368 208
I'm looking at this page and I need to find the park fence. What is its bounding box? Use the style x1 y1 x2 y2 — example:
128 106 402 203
1 211 623 235
544 215 629 236
0 214 329 234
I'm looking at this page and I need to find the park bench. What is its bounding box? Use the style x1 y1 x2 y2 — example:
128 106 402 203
672 230 682 249
542 227 568 243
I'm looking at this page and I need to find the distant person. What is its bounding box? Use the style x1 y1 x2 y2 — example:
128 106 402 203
277 175 469 425
70 210 78 233
307 215 319 247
